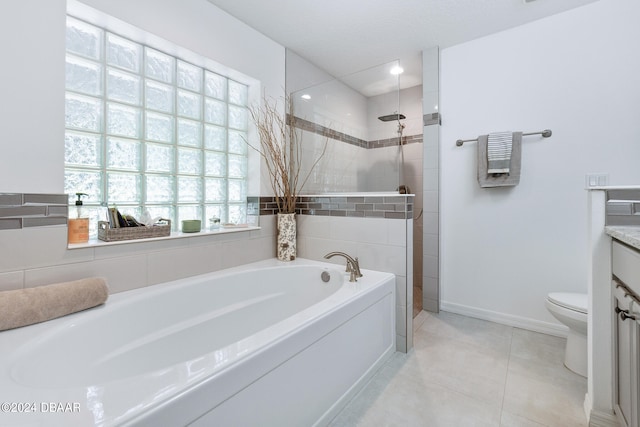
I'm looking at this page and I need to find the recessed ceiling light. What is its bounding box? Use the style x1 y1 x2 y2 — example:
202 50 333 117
301 94 311 100
390 66 404 75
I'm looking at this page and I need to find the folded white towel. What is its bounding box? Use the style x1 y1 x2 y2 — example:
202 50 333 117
487 131 513 174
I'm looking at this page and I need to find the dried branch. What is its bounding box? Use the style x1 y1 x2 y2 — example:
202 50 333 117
247 94 328 214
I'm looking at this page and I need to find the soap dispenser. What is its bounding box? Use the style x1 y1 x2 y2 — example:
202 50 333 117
68 192 89 244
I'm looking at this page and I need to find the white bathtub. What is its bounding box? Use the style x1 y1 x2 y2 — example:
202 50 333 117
0 258 395 426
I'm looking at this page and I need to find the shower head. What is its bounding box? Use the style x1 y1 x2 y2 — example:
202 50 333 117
378 114 406 122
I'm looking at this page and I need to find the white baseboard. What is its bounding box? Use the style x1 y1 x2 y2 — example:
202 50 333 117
588 409 620 427
440 301 569 337
584 391 592 422
584 392 619 427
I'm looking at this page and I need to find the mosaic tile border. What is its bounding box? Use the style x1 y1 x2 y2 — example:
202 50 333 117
289 115 422 150
258 195 413 219
423 112 441 127
0 193 68 230
369 134 423 149
606 189 640 226
289 115 368 148
0 192 410 231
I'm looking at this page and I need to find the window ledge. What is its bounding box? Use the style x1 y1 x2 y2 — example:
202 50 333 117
67 225 261 250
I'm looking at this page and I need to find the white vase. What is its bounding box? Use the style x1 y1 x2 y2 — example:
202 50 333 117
276 212 296 261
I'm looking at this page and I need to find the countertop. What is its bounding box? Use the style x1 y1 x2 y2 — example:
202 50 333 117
605 226 640 251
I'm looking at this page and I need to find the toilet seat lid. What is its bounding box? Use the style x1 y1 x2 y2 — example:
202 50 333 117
548 292 587 314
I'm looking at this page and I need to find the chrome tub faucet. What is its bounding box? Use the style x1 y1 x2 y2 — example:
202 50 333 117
323 252 363 282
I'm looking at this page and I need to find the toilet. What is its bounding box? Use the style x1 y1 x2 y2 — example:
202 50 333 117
545 292 588 377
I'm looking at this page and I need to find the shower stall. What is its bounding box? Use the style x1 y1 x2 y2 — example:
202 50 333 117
286 54 427 317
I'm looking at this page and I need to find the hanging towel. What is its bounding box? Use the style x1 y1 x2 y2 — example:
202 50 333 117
487 131 513 174
477 132 522 188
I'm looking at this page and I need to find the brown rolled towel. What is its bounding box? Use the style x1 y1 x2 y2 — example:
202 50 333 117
0 277 108 331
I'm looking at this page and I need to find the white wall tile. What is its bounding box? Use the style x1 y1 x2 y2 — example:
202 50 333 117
147 244 223 285
0 271 23 291
330 217 387 245
406 219 413 264
24 254 148 294
255 215 276 237
424 233 439 257
357 243 406 276
0 227 95 273
395 275 407 307
396 304 407 337
423 276 439 301
424 254 439 280
297 215 330 239
423 142 439 170
221 238 253 269
94 236 189 260
424 168 439 191
0 229 27 272
253 236 276 260
423 190 438 213
406 304 414 351
423 212 439 235
387 219 408 247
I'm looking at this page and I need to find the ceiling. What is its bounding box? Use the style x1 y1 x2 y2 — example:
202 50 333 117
206 0 600 96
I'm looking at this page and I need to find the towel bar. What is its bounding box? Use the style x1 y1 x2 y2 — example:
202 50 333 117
456 129 552 147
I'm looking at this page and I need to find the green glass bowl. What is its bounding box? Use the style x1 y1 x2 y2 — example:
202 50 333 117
181 219 201 233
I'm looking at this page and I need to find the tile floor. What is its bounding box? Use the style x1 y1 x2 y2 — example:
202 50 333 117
329 311 588 427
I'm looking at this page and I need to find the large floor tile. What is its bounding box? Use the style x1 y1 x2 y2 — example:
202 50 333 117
500 411 547 427
407 333 509 405
417 311 513 354
330 357 502 427
502 356 587 427
509 328 566 366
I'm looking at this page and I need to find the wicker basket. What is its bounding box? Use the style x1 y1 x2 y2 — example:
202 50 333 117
97 220 171 242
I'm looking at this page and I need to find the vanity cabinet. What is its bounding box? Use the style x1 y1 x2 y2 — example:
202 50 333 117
612 240 640 427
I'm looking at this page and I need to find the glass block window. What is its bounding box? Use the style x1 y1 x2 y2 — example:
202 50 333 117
64 16 248 236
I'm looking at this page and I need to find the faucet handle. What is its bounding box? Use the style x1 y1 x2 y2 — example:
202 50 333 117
353 257 363 277
349 269 357 282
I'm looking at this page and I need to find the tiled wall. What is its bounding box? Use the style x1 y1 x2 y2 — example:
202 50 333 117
0 193 68 230
291 114 423 150
258 195 413 219
0 202 276 295
606 189 640 226
422 47 440 314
